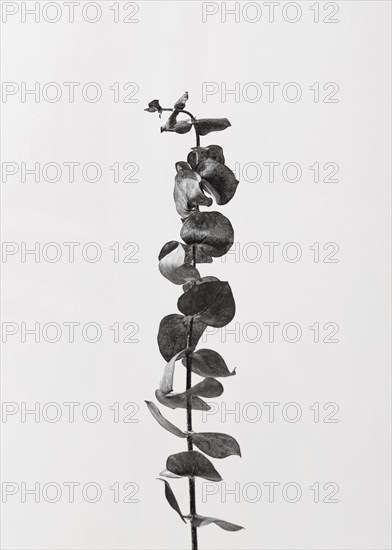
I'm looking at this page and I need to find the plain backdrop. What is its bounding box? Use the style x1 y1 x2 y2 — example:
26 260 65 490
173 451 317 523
1 1 391 549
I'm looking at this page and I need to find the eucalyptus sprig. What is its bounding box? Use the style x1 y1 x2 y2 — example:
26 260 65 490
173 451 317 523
145 92 243 550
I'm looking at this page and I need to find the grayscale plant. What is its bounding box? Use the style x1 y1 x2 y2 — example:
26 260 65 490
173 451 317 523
145 91 243 550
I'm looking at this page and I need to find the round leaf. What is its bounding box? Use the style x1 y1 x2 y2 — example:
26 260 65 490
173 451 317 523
157 314 206 361
177 281 236 327
181 211 234 259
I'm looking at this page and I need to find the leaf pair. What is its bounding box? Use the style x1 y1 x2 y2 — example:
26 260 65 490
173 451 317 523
155 349 223 412
157 281 236 360
182 211 234 263
157 478 243 531
146 401 241 459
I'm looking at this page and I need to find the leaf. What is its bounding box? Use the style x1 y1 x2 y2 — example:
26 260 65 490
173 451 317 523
177 281 236 327
164 451 222 482
175 161 192 172
157 479 186 523
157 314 206 361
196 159 239 205
174 169 212 218
181 211 234 259
186 377 223 398
174 91 189 110
145 401 185 438
187 145 225 170
184 349 236 378
144 99 162 114
159 349 191 394
161 110 192 134
193 118 231 136
192 432 241 459
155 390 210 411
159 241 200 285
192 514 244 531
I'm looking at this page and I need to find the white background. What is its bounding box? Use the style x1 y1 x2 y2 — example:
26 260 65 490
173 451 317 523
1 1 391 549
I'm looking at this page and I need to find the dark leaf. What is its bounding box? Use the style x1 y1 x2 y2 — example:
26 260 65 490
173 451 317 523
196 159 239 205
184 349 236 378
157 314 206 361
177 281 236 327
174 169 212 218
155 389 210 411
174 91 188 110
144 99 162 114
192 514 244 531
159 241 200 285
192 432 241 459
181 211 234 259
145 401 185 438
163 451 222 482
157 479 186 523
187 145 225 170
186 377 223 398
193 118 231 136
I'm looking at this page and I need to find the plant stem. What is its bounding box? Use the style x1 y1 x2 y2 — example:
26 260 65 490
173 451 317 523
186 245 198 550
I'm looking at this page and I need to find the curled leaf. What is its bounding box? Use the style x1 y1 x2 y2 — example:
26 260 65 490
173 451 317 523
174 169 212 218
144 99 162 115
192 514 244 531
161 110 192 134
174 91 189 110
157 479 186 523
157 314 206 361
187 145 225 170
159 241 200 285
164 451 222 482
145 401 185 438
181 211 234 259
184 349 236 378
193 118 231 136
192 432 241 459
196 159 239 205
177 281 236 327
159 349 191 395
155 389 210 411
